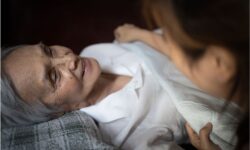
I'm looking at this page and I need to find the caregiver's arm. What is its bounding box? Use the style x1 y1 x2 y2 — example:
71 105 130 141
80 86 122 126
114 24 192 77
114 24 170 56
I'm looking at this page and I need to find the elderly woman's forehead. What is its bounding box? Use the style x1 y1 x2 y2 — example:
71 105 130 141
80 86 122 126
4 45 40 65
3 44 49 103
3 45 39 60
15 44 40 53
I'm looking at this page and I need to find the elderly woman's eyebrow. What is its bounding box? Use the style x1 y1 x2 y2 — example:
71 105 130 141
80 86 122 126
37 42 55 91
38 42 47 53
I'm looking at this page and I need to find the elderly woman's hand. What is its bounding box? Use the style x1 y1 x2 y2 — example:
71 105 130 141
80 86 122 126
185 122 221 150
114 23 145 43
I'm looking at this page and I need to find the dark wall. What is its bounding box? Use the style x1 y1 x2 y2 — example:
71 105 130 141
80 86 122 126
2 0 145 54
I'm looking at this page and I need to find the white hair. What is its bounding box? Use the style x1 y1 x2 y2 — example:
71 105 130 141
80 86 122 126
1 46 58 128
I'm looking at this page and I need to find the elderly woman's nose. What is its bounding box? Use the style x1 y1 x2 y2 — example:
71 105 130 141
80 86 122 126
68 57 77 70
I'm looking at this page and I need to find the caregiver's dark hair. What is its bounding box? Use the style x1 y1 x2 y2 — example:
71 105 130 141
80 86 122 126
142 0 249 111
1 46 57 128
142 0 249 149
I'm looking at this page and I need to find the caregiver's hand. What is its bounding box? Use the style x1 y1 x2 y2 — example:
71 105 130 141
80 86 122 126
185 123 221 150
114 23 145 43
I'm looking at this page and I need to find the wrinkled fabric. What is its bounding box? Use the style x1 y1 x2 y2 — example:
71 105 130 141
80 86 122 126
80 42 240 150
1 111 116 150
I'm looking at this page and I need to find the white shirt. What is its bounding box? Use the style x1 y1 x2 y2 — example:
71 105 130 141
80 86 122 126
80 42 240 150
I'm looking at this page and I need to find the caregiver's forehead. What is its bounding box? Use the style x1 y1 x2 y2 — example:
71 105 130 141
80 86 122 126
3 44 52 102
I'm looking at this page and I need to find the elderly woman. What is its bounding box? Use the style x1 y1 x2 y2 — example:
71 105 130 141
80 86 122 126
1 37 240 150
1 43 132 127
2 0 248 149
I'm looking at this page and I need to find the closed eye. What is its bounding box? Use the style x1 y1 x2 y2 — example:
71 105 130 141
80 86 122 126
49 68 61 89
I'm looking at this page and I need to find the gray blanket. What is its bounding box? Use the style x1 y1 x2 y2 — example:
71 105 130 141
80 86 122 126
1 111 116 150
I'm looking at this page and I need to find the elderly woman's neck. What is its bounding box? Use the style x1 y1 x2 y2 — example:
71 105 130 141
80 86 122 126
86 73 131 105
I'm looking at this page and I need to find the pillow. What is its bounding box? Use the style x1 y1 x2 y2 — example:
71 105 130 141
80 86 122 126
1 111 116 150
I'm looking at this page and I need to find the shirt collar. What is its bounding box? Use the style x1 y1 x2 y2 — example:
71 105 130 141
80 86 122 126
81 65 144 123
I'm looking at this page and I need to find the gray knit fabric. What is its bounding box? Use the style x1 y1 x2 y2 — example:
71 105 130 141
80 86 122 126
1 111 116 150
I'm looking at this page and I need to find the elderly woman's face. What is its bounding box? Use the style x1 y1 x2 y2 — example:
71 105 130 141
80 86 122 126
3 44 101 112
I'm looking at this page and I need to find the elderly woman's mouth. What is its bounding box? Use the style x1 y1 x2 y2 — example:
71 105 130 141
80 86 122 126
81 57 91 79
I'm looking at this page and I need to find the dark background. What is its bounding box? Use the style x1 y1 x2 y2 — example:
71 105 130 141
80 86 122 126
2 0 146 54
